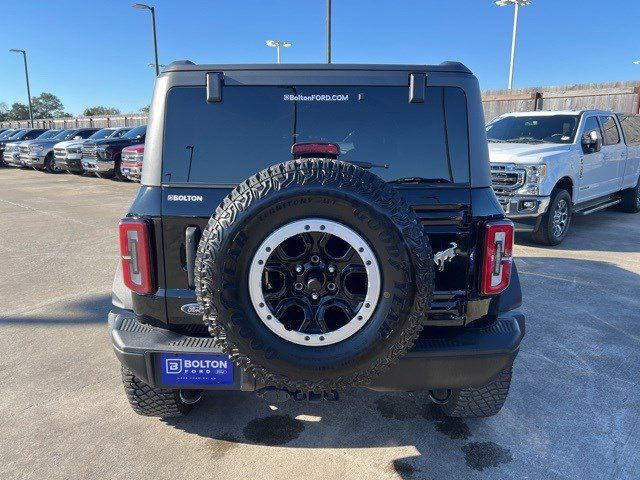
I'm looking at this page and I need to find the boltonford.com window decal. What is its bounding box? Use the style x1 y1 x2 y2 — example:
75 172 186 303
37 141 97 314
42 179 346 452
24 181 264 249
284 94 349 101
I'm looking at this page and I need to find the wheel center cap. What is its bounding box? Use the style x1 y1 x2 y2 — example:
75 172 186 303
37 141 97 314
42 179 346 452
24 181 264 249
306 275 324 293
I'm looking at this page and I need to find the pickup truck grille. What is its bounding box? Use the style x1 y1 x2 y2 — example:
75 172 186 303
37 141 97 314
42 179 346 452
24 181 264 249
491 166 525 194
82 145 97 159
19 145 29 156
54 147 67 159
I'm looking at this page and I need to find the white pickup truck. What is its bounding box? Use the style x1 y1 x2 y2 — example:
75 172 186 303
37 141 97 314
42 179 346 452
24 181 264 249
487 110 640 245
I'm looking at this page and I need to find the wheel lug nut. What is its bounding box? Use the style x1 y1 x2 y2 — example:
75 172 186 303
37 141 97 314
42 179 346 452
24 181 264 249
327 283 336 291
327 265 336 273
295 264 303 273
311 291 320 300
294 282 304 291
311 255 320 264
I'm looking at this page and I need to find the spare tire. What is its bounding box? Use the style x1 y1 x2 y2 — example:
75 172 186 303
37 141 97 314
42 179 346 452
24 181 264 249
195 159 433 392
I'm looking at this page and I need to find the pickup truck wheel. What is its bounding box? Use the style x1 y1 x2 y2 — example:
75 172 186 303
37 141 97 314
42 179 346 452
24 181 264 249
121 367 201 417
437 365 512 418
195 158 434 393
45 154 61 174
619 177 640 213
114 157 130 182
531 188 572 246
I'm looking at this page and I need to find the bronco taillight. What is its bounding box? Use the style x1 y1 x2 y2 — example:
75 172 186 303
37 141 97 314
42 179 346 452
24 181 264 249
480 220 514 296
118 218 155 294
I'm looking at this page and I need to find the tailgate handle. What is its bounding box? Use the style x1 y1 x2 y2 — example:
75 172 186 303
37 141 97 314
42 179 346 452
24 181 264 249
185 226 201 289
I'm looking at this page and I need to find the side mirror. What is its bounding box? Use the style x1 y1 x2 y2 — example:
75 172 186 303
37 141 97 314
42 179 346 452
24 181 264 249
581 130 601 153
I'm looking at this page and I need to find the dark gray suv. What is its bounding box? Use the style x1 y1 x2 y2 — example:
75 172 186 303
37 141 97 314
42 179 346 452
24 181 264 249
109 62 524 421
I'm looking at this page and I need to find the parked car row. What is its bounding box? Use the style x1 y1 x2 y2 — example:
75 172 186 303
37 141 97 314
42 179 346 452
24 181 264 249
0 125 147 182
3 108 640 247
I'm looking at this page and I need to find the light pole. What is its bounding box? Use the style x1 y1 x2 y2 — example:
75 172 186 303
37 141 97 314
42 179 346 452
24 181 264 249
495 0 531 90
326 0 332 63
9 49 33 126
133 3 160 76
266 40 292 64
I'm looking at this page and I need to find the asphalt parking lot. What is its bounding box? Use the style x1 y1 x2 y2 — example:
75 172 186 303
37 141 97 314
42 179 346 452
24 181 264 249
0 168 638 480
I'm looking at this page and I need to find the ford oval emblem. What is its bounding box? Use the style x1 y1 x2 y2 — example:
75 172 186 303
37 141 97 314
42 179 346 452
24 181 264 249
181 303 204 316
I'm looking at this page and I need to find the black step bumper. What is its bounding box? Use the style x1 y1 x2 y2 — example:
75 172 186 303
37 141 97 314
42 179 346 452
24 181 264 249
108 310 525 392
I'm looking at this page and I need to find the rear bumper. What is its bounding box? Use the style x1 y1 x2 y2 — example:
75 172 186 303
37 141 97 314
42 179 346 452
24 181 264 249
109 309 525 392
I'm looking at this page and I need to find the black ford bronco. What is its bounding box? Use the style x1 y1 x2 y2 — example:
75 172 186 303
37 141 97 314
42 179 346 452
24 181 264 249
109 62 524 419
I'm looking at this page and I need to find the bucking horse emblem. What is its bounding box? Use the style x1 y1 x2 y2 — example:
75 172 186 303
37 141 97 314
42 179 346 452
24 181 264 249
434 242 458 271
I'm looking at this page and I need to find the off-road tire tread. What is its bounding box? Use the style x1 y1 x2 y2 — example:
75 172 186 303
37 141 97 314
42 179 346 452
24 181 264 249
439 366 513 418
121 367 189 417
194 158 433 393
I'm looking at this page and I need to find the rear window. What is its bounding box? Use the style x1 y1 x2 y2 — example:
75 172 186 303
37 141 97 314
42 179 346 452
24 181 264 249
619 115 640 145
598 116 620 145
162 86 469 184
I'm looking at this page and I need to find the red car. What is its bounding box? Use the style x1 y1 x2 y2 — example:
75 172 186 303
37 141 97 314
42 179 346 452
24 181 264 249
120 144 144 182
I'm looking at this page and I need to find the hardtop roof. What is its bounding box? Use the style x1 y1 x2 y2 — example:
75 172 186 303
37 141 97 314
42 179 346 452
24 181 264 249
163 61 472 74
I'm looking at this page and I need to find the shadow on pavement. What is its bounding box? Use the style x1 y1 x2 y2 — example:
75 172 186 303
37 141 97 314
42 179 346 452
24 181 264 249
0 293 112 325
164 389 510 478
159 256 640 479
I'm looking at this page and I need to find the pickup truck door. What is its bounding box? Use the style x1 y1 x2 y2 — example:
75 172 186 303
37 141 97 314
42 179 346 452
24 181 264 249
598 115 627 194
578 115 606 202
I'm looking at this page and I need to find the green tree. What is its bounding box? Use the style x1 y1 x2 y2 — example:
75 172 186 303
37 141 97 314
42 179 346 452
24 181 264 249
83 106 121 117
6 102 30 121
32 92 66 118
140 104 150 114
0 102 8 121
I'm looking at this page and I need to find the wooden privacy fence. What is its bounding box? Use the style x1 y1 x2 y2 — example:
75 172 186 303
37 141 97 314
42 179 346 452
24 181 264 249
481 80 640 122
2 80 640 128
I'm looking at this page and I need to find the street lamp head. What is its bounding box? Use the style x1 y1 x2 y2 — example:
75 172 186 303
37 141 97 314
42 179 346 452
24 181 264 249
9 48 25 53
495 0 531 6
266 40 293 48
133 3 152 10
634 61 640 65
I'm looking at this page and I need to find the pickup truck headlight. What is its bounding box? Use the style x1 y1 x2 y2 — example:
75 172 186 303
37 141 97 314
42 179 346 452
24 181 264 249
515 164 546 196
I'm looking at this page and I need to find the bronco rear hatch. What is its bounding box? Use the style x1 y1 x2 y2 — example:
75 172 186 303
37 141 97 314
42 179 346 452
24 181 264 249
133 66 490 330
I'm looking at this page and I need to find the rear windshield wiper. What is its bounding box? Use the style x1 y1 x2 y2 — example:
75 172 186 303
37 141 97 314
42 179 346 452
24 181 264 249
388 177 452 184
345 160 389 169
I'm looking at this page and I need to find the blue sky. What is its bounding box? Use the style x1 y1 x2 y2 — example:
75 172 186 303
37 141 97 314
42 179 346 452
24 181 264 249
1 0 639 116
